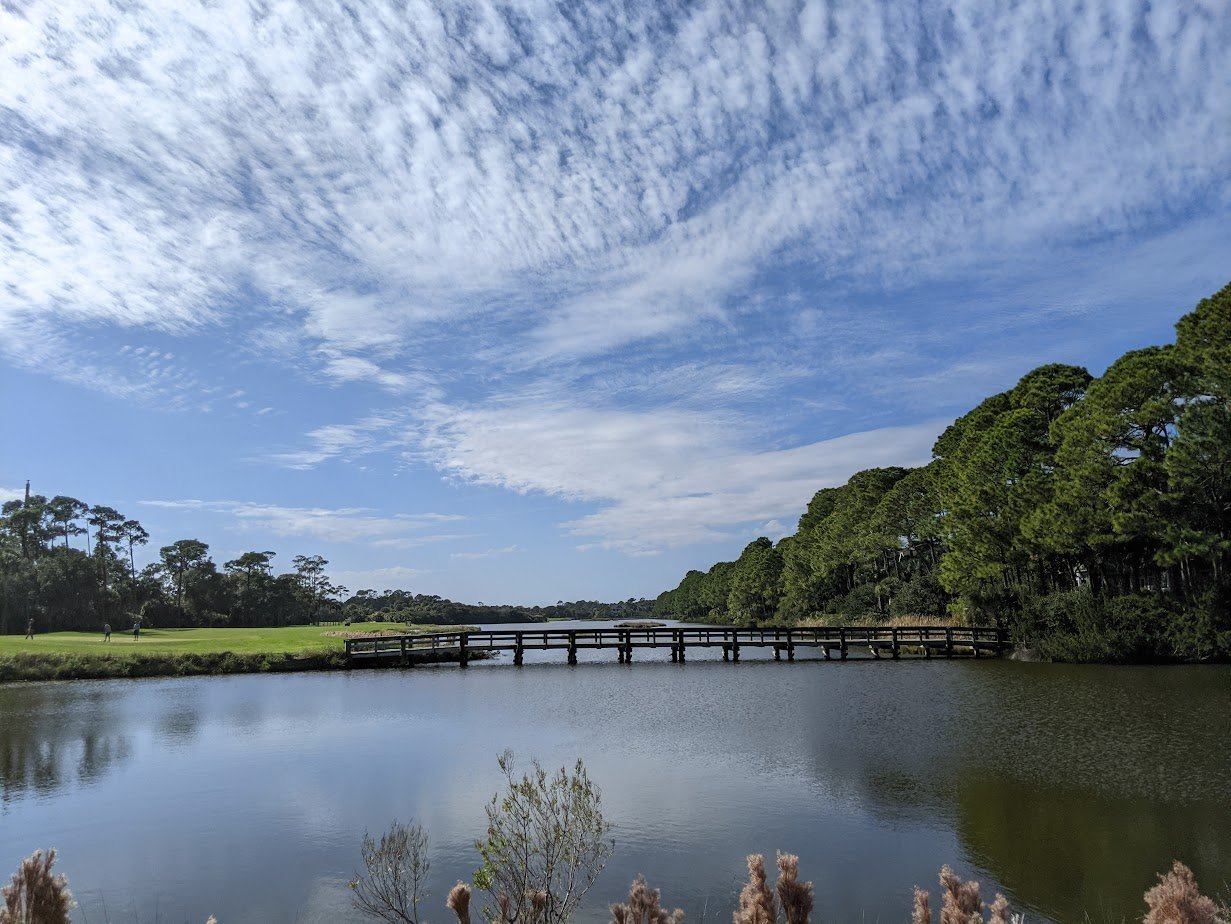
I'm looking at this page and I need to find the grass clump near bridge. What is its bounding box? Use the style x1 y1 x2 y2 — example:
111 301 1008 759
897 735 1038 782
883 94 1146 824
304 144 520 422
0 624 461 683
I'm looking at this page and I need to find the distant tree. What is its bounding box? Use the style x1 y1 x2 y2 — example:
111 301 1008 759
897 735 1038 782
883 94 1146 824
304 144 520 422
293 554 330 624
46 496 88 550
119 519 149 583
159 539 211 613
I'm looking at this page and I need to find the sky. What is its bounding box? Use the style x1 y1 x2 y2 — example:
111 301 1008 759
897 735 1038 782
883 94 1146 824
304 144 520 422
1 0 1229 605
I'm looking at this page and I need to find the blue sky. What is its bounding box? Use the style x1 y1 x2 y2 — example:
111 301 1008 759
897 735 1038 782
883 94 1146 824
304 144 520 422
1 0 1228 605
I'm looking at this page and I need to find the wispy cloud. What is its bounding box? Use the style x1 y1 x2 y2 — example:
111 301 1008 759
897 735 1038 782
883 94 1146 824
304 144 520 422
263 414 407 469
2 0 1226 383
419 396 942 552
139 499 464 544
330 566 431 591
451 544 520 561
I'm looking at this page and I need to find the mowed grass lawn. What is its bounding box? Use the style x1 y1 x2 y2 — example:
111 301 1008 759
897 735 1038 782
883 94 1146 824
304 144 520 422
0 624 445 658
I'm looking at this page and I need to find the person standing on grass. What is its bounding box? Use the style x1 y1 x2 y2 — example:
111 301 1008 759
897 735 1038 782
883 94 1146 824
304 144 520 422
25 618 34 640
103 622 111 642
132 621 140 642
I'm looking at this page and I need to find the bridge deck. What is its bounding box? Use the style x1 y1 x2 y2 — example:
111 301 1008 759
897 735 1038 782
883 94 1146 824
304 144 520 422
344 625 1006 666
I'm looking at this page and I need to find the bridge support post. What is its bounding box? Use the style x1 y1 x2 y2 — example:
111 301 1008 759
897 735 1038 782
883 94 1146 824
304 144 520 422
774 646 781 661
625 641 633 662
567 632 578 664
839 628 848 660
678 642 686 663
731 642 740 662
891 628 900 660
400 637 408 666
459 635 469 668
671 645 678 662
945 627 953 658
722 645 729 661
787 631 795 661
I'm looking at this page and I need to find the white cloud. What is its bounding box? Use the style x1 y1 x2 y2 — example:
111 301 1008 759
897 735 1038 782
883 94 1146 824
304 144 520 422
329 566 430 591
1 0 1226 385
419 396 942 552
263 414 406 469
451 545 520 561
139 499 464 544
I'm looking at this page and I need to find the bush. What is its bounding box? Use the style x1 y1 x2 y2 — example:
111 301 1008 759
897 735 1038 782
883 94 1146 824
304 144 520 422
473 752 613 924
349 820 430 924
1018 590 1180 662
892 574 948 619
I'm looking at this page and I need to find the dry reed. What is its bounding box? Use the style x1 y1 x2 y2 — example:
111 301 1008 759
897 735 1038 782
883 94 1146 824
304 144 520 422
609 875 684 924
447 882 472 924
0 849 72 924
774 853 813 924
1143 861 1223 924
733 855 776 924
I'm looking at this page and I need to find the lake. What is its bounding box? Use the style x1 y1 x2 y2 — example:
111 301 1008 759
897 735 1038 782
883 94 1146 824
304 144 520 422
1 620 1228 923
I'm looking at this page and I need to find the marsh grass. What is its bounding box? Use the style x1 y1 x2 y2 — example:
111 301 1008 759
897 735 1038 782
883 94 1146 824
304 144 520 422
0 849 72 924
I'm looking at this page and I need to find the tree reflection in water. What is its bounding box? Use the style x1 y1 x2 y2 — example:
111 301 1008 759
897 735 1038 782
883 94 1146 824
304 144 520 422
0 683 134 802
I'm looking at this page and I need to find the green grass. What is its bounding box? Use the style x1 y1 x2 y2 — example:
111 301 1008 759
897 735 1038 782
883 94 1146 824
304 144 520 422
0 623 468 656
0 624 467 681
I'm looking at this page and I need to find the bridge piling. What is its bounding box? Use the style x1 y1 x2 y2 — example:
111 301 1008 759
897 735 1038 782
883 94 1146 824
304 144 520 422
459 635 469 668
891 628 900 660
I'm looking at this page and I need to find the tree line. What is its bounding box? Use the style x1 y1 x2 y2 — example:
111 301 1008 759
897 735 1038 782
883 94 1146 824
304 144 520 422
0 494 349 633
0 496 657 634
345 590 656 625
655 283 1231 662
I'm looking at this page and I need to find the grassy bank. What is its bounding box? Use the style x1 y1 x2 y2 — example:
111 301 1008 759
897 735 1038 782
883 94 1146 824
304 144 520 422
0 624 471 683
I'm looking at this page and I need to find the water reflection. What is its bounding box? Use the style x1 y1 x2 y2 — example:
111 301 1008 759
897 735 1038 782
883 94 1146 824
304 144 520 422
0 684 134 802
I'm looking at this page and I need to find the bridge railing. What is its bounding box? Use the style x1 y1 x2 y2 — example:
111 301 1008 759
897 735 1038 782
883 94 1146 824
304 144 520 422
345 625 1005 657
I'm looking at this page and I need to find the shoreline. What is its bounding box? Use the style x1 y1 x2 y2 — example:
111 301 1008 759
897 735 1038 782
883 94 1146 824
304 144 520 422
0 647 485 684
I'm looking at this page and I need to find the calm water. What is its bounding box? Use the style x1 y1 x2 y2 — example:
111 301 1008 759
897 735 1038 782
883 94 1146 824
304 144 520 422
1 621 1228 924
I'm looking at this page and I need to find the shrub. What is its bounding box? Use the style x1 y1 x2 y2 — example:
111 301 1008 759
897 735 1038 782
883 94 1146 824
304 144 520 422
349 820 430 924
473 751 612 924
892 574 948 620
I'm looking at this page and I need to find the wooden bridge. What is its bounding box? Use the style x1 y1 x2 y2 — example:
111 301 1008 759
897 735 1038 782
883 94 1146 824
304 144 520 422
344 625 1007 667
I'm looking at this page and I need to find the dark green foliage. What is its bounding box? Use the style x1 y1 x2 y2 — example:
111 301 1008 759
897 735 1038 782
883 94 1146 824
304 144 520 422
891 573 947 619
656 283 1231 662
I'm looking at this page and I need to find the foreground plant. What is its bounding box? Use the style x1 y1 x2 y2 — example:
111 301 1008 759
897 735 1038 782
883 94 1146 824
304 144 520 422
1143 861 1225 924
350 819 431 924
610 875 683 924
911 865 1018 924
472 750 613 924
733 853 814 924
0 849 72 924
